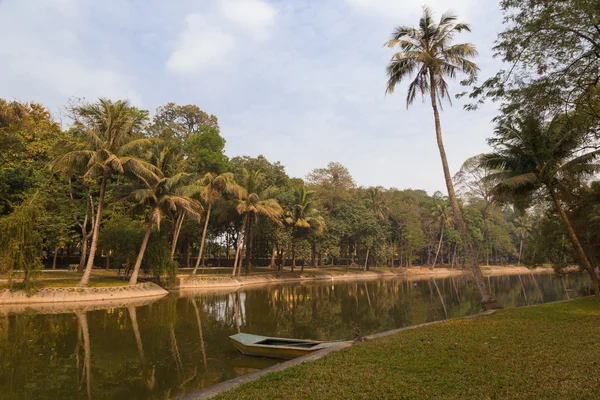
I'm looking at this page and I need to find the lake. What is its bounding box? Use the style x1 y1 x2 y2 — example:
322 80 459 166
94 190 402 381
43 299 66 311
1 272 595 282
0 272 592 399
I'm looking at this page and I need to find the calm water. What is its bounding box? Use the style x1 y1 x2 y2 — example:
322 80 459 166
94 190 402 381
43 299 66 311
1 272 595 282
0 272 592 400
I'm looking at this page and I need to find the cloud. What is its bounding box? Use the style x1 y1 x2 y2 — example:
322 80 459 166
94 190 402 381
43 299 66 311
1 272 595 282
345 0 478 20
166 14 236 73
166 0 276 74
219 0 276 39
0 0 142 107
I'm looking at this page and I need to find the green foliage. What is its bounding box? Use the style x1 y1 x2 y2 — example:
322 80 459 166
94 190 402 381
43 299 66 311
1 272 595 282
0 194 45 282
98 216 144 268
183 126 230 174
142 230 179 285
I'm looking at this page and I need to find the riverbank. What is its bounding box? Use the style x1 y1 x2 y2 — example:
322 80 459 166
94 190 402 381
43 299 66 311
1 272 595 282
205 297 600 400
0 281 168 305
177 265 552 289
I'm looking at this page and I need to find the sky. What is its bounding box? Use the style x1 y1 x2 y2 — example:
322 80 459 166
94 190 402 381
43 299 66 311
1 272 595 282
0 0 506 194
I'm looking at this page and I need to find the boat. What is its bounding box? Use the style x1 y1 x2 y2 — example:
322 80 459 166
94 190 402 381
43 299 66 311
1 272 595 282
229 333 342 360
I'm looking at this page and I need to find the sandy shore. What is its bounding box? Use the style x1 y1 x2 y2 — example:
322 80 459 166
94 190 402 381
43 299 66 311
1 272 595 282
176 265 552 290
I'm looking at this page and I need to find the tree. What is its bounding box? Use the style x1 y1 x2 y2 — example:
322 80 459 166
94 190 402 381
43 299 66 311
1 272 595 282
482 115 600 296
233 169 283 276
0 194 45 283
430 200 453 269
183 126 230 175
514 214 532 266
0 99 64 215
467 0 600 118
53 99 157 287
306 162 355 211
149 103 219 142
385 7 498 308
128 170 203 285
191 172 240 274
285 185 325 272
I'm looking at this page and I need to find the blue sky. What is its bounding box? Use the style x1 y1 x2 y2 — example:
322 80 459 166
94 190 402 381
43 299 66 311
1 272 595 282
0 0 505 194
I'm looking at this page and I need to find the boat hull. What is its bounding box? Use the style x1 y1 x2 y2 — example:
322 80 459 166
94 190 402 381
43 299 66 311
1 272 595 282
229 333 340 360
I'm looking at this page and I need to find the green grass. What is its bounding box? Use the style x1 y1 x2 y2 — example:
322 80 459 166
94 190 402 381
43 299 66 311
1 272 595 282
214 297 600 400
0 277 129 290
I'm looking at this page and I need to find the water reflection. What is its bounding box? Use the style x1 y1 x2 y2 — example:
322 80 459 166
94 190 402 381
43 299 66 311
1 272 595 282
0 272 592 400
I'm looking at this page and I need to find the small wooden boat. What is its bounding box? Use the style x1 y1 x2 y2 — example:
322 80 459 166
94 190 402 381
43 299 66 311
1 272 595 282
229 333 341 360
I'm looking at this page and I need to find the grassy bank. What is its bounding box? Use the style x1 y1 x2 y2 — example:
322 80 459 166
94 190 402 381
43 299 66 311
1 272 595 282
214 297 600 400
0 277 128 291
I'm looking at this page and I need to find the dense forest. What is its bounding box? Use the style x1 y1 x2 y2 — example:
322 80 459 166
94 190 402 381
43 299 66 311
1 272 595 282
0 0 599 298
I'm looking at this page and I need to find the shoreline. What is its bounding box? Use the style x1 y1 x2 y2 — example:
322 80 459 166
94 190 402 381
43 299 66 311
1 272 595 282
176 265 553 290
182 297 596 400
0 282 168 306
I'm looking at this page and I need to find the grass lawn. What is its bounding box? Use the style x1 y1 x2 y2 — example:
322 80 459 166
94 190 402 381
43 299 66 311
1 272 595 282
214 297 600 400
0 277 129 290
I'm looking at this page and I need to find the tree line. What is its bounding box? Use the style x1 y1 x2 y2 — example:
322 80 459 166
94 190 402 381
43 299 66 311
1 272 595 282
0 1 599 303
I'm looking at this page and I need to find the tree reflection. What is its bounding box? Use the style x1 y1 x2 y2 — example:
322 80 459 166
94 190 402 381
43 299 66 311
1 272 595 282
74 311 91 400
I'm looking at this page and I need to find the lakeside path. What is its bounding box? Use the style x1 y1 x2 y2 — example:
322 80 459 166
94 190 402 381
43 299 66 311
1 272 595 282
176 265 554 290
191 297 600 400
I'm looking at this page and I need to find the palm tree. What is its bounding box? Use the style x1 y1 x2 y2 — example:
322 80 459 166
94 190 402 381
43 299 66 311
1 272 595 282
233 170 283 276
285 185 324 272
364 187 388 269
128 170 203 285
514 214 532 266
366 187 388 221
482 115 600 296
53 99 158 287
431 201 454 269
191 172 241 275
385 7 497 308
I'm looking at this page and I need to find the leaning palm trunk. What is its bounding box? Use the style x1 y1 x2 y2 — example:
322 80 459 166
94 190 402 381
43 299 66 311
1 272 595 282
75 311 92 400
129 215 154 286
193 203 212 275
170 211 185 259
429 80 496 309
432 225 444 269
231 217 247 277
549 188 600 297
79 172 108 287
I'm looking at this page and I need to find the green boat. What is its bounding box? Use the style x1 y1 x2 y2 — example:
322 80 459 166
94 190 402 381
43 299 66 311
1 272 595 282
229 333 341 360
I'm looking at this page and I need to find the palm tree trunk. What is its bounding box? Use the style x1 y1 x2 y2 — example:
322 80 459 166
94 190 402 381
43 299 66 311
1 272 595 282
232 216 247 277
291 237 296 273
75 311 92 400
171 211 186 259
193 204 212 275
52 244 59 269
363 248 370 272
518 230 524 266
129 216 154 286
549 188 600 296
269 245 277 269
432 226 444 269
243 216 254 275
78 172 108 287
428 75 496 308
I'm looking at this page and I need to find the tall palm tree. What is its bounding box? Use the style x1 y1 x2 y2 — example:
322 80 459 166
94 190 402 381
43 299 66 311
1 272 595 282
191 172 241 275
364 187 388 270
482 115 600 296
385 7 497 308
431 200 454 269
285 185 324 272
232 170 283 276
53 99 157 287
514 214 532 266
128 170 203 285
